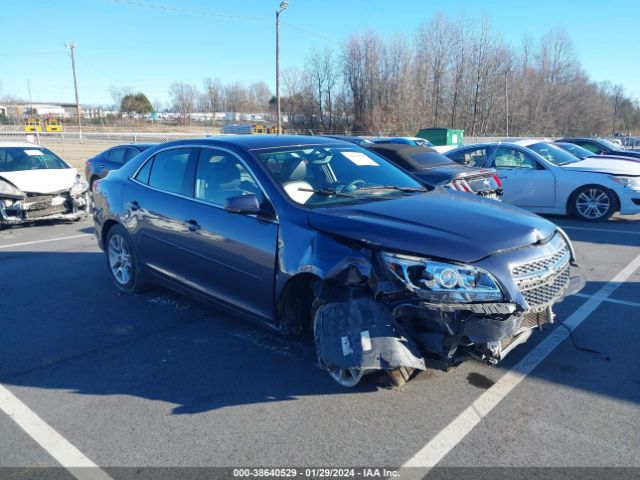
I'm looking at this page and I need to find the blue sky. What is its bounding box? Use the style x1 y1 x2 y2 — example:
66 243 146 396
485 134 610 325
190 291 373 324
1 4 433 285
1 0 639 106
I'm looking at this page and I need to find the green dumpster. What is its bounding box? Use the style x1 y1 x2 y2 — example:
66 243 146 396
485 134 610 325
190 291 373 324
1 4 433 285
416 128 464 147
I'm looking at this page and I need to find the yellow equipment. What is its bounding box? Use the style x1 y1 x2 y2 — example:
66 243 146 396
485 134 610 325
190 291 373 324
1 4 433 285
24 117 42 132
44 118 63 132
267 126 284 134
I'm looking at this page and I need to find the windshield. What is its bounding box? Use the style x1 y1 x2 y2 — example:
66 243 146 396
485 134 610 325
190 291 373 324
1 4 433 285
0 147 69 172
253 144 426 207
555 142 595 158
598 139 626 152
527 142 582 166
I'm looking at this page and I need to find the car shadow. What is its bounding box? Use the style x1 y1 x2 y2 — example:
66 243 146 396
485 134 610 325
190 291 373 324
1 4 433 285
0 250 638 414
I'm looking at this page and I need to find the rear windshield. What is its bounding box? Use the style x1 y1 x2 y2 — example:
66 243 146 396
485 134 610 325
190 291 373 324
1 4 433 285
407 152 455 169
0 147 69 172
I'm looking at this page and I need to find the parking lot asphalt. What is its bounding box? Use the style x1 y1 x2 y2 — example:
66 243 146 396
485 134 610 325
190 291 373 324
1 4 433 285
0 213 639 477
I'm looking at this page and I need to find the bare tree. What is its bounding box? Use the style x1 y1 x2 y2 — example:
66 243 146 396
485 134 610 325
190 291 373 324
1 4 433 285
169 82 198 125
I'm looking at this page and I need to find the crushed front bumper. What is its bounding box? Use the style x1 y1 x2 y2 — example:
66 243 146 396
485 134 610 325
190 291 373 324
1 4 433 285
0 190 90 226
314 262 586 374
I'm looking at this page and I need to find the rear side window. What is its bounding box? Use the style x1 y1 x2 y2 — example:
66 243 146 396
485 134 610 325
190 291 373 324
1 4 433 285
449 147 488 167
145 148 192 195
134 158 153 184
108 148 127 164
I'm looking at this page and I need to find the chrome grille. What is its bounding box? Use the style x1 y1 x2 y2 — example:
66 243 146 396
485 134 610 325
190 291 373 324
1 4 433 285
512 244 569 279
513 235 572 312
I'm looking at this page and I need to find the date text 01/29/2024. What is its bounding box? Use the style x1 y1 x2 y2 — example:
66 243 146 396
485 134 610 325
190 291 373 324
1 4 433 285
232 468 400 478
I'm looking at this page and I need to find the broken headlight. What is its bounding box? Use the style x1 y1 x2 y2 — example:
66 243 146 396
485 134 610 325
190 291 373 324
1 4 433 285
0 179 25 198
382 252 504 303
70 175 89 196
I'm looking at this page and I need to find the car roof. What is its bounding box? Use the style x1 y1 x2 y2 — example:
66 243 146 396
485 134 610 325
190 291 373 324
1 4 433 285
180 134 345 150
0 141 46 148
558 137 603 142
113 143 156 149
504 138 549 147
368 143 436 153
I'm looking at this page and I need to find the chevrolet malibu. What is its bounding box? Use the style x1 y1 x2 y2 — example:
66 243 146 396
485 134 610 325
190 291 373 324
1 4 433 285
93 135 584 387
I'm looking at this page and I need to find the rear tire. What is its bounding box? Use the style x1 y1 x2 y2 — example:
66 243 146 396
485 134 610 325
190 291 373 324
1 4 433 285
570 185 616 222
105 224 148 293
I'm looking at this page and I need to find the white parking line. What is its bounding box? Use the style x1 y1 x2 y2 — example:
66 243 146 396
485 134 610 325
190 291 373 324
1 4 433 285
0 234 93 250
402 252 640 471
575 292 640 308
560 225 640 235
0 384 113 480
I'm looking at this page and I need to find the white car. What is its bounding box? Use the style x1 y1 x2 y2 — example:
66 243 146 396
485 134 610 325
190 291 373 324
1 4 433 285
0 142 90 229
445 139 640 221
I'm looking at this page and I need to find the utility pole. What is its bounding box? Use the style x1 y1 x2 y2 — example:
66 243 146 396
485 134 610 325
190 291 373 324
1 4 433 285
27 79 40 144
275 1 288 135
504 68 510 138
612 91 619 137
65 42 82 141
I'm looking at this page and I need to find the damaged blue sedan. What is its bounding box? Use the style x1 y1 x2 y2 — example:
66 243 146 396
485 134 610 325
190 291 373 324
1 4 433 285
92 135 585 387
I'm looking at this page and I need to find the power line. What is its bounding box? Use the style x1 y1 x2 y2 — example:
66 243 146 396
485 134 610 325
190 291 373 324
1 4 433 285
76 53 123 85
0 51 66 56
110 0 339 44
110 0 269 22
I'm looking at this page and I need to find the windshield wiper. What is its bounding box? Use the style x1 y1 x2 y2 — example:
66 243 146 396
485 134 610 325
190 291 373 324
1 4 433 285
297 187 356 198
354 185 430 193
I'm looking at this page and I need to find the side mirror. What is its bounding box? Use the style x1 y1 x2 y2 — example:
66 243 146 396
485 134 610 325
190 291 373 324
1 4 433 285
224 194 263 215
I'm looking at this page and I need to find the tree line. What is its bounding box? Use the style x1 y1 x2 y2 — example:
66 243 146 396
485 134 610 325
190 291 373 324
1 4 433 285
150 13 639 137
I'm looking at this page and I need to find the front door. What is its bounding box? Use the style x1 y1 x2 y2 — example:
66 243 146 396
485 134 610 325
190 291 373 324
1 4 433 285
493 146 555 207
178 147 278 321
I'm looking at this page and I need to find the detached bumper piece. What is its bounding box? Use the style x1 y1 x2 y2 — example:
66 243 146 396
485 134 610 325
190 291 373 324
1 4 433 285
0 191 89 225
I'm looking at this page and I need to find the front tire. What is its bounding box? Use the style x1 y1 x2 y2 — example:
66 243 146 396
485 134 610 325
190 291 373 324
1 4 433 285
312 299 373 388
570 185 616 221
105 224 147 293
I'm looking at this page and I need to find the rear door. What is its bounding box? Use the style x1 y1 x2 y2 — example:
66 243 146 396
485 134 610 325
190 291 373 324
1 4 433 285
177 147 278 321
124 146 199 281
492 146 555 207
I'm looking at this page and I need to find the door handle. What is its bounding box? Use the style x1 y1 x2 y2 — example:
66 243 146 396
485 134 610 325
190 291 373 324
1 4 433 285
99 164 105 169
128 201 140 211
185 219 201 232
498 175 508 179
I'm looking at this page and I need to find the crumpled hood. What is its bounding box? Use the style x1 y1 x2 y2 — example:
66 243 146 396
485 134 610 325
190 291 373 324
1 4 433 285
560 158 640 175
0 168 78 194
307 190 556 263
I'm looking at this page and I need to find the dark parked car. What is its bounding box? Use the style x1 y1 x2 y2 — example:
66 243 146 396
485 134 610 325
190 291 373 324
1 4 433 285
557 137 640 160
372 136 434 147
367 144 503 198
85 144 156 190
93 135 584 387
554 141 640 163
321 135 374 147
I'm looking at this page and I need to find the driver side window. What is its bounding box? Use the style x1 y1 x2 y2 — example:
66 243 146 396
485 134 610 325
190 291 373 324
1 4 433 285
193 149 261 206
494 147 539 169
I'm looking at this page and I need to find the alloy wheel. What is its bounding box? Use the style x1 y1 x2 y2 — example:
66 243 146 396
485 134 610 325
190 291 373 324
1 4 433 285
108 234 132 285
575 188 611 220
327 368 364 387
